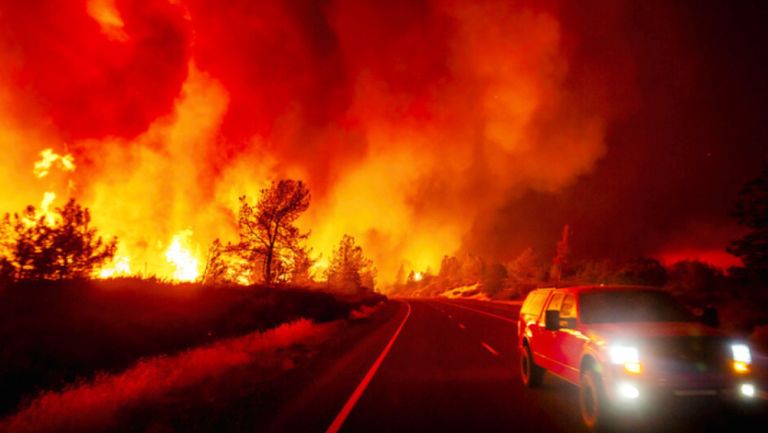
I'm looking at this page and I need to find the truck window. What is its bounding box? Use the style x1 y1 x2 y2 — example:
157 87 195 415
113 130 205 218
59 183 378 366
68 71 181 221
580 290 695 323
538 293 564 326
560 294 576 319
546 293 564 312
522 291 547 315
559 294 578 328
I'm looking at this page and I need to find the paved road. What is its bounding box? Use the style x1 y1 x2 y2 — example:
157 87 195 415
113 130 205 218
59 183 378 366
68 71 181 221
115 297 767 433
339 298 591 433
301 298 767 433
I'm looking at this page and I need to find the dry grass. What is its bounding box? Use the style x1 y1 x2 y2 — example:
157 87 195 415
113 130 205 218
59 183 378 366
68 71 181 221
0 319 337 433
0 279 385 417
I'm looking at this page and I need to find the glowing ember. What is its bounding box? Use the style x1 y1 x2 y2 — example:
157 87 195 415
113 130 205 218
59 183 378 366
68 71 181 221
413 271 424 282
164 230 200 282
33 148 75 179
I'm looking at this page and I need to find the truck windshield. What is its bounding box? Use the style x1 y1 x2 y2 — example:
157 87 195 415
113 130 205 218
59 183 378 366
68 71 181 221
580 290 695 323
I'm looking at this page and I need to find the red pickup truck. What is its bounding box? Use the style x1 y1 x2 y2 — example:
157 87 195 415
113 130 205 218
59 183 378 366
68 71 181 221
518 285 757 431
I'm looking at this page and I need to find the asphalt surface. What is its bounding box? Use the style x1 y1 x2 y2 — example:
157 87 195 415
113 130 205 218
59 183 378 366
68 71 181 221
108 298 768 433
303 298 768 433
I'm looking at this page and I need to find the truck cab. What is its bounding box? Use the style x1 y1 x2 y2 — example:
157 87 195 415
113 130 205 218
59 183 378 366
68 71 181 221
518 286 757 431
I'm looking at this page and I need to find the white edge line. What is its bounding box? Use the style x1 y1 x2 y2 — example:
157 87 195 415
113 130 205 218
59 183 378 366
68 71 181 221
435 299 517 324
481 342 500 356
325 301 412 433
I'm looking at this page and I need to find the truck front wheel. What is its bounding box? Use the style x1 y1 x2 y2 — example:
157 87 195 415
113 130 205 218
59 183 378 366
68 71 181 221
579 369 612 432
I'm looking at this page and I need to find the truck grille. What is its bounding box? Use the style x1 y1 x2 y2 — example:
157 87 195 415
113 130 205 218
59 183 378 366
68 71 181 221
647 337 729 374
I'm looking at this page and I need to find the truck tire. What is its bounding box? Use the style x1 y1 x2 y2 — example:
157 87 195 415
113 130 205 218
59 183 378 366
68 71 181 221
520 345 544 388
579 368 612 432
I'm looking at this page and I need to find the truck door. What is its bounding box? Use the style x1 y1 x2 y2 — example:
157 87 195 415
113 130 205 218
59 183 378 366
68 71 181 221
533 293 564 372
554 293 587 384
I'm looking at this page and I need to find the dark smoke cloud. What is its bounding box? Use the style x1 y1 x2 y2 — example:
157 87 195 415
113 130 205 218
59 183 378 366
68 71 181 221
466 1 768 267
0 0 190 140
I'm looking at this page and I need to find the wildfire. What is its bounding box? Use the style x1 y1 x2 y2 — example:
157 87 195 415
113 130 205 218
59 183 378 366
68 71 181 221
413 271 424 282
0 0 613 289
33 148 75 179
40 192 58 225
99 254 131 279
164 230 200 282
311 257 330 277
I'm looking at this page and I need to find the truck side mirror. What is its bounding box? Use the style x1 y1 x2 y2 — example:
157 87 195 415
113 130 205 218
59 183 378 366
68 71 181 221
701 307 719 328
545 310 561 331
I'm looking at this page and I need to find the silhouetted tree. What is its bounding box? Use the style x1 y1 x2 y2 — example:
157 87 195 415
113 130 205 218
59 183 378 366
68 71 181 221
237 180 310 284
667 260 722 293
0 216 14 283
1 206 42 279
507 248 544 282
570 259 617 285
438 255 462 287
459 254 485 285
728 165 768 278
48 200 117 279
504 248 545 297
327 235 376 293
287 246 315 285
550 224 571 282
481 262 508 296
201 238 229 284
616 257 668 287
0 199 116 280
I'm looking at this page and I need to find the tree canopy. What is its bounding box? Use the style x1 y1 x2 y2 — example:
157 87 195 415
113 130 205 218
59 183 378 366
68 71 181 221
237 179 311 284
327 234 376 293
0 199 116 280
728 165 768 279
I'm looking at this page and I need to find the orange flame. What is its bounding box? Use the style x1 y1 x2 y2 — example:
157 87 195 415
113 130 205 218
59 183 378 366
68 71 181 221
164 230 200 282
34 149 76 179
0 0 613 288
98 253 131 278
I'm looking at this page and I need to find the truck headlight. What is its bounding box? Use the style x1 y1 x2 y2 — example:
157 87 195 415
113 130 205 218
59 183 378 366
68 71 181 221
610 345 642 374
740 383 756 398
731 344 752 374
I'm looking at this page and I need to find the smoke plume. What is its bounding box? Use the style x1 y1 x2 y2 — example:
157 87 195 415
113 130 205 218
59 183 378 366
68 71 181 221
0 0 615 284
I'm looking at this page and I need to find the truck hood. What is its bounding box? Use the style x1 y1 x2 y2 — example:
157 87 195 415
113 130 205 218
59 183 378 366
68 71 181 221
583 321 725 344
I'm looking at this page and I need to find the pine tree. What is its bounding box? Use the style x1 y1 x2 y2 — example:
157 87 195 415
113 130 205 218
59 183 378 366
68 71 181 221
327 235 376 293
237 180 311 284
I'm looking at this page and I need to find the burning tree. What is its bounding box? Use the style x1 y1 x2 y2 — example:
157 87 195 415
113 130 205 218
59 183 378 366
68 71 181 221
0 199 117 280
200 238 256 285
200 239 229 284
327 235 376 293
237 179 311 284
287 246 315 285
0 214 14 282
